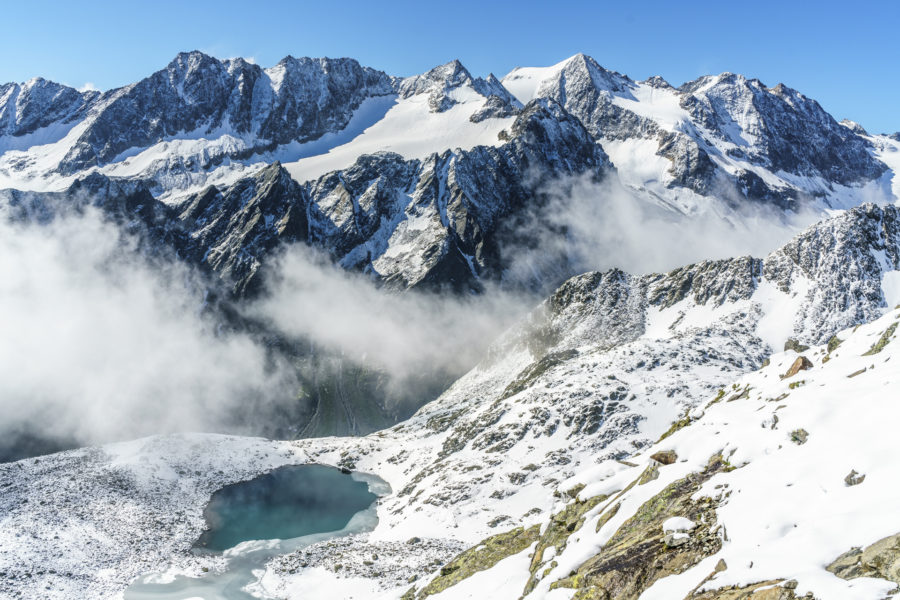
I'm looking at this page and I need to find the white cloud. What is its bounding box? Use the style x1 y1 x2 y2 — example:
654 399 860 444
248 247 533 385
503 174 825 285
0 208 297 448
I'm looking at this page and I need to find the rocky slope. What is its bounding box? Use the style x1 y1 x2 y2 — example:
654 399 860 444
2 52 900 599
396 300 900 600
58 52 394 174
0 78 97 140
170 97 610 295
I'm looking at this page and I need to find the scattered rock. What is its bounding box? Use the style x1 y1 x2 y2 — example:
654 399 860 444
416 525 540 598
523 493 610 595
784 339 810 353
664 532 690 547
650 450 678 465
565 483 586 499
789 429 809 445
783 579 798 589
688 579 800 599
782 356 813 379
827 335 843 353
547 455 726 599
844 470 866 486
639 463 660 485
862 322 898 356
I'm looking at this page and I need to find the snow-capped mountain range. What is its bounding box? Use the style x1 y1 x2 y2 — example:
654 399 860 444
3 51 895 209
3 51 899 298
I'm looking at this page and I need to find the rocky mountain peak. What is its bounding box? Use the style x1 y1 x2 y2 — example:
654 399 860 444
397 59 520 116
840 118 869 136
642 75 673 89
397 59 473 97
166 49 218 71
676 68 885 187
52 52 393 174
539 53 633 97
0 77 97 138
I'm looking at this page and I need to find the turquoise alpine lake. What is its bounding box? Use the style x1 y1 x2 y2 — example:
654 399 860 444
196 464 377 551
125 465 388 600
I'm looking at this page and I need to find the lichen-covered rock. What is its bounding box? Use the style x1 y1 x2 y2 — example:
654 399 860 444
686 580 801 600
784 339 810 353
862 322 898 356
414 524 540 598
828 532 900 584
650 450 678 465
547 455 726 600
789 429 809 444
523 494 610 595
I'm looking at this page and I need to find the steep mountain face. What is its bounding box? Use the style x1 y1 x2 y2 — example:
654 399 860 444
0 170 170 238
503 54 889 207
172 98 611 294
0 52 897 449
251 204 900 598
678 73 881 184
2 51 893 212
0 78 97 140
174 162 307 297
56 52 395 174
2 51 900 600
396 59 520 118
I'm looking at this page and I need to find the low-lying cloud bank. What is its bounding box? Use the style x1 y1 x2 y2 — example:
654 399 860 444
248 247 533 384
0 208 297 453
502 174 828 287
0 168 862 458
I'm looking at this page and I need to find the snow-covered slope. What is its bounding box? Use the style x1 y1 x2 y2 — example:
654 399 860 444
870 132 900 200
0 51 395 194
3 204 898 599
408 303 900 600
0 55 521 202
282 60 519 183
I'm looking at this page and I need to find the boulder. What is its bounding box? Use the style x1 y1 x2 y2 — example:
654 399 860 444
782 356 813 379
844 470 866 486
650 450 678 465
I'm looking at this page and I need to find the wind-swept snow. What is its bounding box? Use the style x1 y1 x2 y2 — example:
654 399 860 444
283 88 514 183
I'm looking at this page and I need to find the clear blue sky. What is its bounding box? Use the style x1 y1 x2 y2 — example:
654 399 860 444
2 0 898 133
